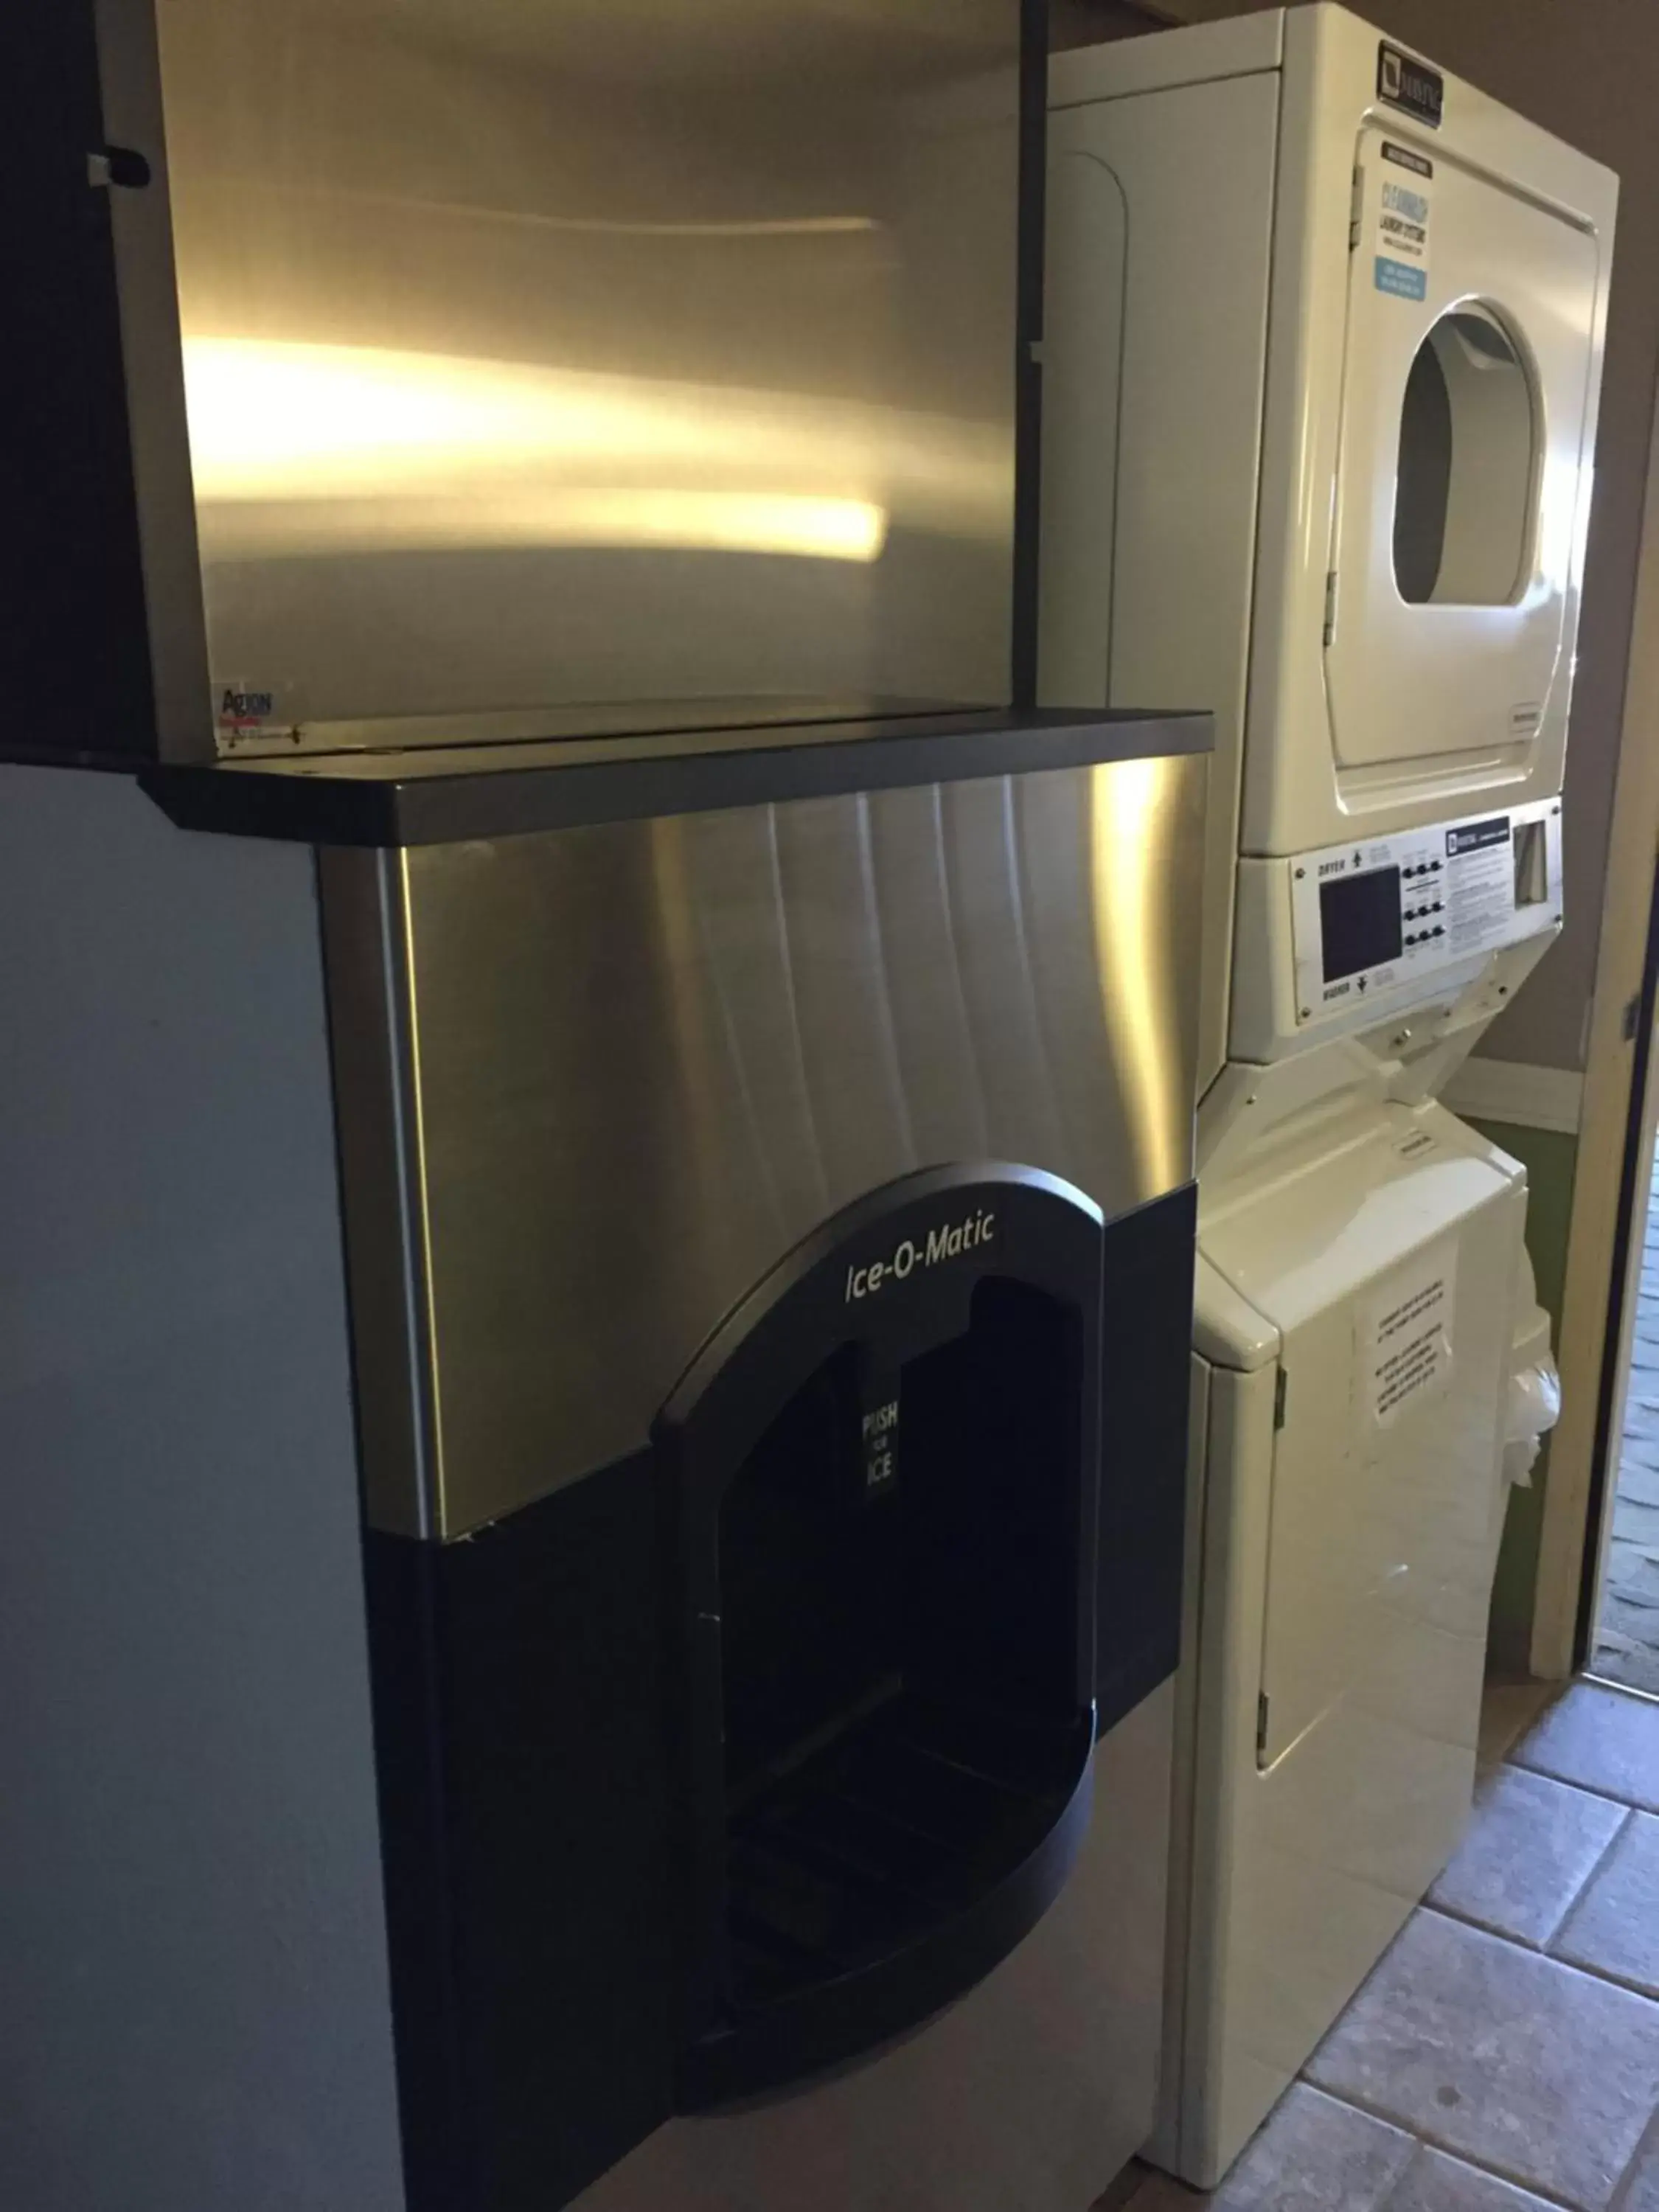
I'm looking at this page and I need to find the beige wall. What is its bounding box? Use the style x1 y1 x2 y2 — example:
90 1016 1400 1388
1061 0 1658 1074
1050 0 1178 42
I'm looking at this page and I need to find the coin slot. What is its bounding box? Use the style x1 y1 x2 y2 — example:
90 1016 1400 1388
1514 818 1549 907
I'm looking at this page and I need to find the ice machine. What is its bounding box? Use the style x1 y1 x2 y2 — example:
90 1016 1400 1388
0 712 1208 2212
1 5 1220 2204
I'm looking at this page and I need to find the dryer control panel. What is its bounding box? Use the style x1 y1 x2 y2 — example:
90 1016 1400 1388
1290 799 1561 1026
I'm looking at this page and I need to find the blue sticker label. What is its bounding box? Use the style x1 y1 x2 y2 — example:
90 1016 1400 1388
1375 256 1427 300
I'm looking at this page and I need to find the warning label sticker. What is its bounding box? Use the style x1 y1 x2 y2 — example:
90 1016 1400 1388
1374 144 1432 300
1364 1245 1456 1427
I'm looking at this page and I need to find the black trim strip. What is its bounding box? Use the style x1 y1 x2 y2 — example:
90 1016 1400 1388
1010 0 1051 709
139 707 1209 848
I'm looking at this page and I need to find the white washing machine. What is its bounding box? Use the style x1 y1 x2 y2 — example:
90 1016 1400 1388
1040 5 1615 2188
1176 1085 1531 2185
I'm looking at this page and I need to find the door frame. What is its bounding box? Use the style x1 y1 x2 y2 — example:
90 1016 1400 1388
1531 377 1659 1678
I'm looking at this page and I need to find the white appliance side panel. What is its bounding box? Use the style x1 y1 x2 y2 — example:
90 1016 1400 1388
1040 72 1279 1098
1237 4 1369 860
0 768 405 2212
1171 1357 1288 2189
1241 2 1617 858
1039 106 1127 719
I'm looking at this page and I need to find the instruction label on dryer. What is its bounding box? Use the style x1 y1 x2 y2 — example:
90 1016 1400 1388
1444 814 1514 949
1363 1243 1457 1427
1374 142 1433 300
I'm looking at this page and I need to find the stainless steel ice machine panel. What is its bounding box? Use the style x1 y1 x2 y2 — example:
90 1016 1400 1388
315 739 1206 1540
70 0 1032 757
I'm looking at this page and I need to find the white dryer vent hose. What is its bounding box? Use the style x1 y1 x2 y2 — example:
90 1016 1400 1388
1505 1251 1561 1489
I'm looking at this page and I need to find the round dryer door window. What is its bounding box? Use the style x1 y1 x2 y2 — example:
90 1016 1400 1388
1323 125 1606 780
1393 306 1536 608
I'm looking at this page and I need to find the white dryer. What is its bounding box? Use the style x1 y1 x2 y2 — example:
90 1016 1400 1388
1040 7 1615 2189
1041 1 1615 1092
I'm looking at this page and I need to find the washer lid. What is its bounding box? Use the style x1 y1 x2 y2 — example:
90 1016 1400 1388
1324 125 1604 775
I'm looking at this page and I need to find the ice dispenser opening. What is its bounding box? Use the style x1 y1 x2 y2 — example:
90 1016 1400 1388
658 1166 1104 2108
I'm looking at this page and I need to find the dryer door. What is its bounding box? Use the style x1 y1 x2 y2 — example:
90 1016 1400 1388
1324 127 1604 778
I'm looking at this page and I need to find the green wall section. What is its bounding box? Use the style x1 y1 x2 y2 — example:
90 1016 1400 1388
1468 1119 1580 1672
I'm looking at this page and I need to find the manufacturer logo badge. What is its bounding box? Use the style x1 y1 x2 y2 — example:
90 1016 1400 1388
1378 40 1444 128
844 1208 995 1304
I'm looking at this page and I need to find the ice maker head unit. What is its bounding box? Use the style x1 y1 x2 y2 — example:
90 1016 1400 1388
17 0 1040 765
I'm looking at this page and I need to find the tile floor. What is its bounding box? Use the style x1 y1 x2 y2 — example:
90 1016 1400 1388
1595 1149 1659 1697
1114 1678 1659 2212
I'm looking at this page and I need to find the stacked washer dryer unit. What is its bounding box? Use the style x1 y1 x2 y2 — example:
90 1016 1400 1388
1040 5 1615 2188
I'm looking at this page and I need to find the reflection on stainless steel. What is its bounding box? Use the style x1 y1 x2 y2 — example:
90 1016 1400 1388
183 341 902 560
149 0 1024 746
1090 758 1197 1197
321 757 1207 1539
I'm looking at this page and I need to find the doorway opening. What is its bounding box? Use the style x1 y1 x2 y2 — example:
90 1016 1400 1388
1582 858 1659 1693
1589 1141 1659 1692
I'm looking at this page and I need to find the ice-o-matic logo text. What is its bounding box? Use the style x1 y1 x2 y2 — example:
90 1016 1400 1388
844 1208 995 1303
